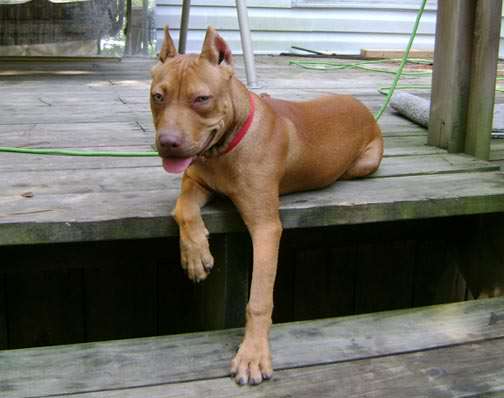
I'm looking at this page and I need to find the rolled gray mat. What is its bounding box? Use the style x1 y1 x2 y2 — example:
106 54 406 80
390 92 430 128
389 92 504 138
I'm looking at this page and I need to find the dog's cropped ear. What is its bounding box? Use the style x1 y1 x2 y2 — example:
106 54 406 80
200 26 232 66
159 25 177 62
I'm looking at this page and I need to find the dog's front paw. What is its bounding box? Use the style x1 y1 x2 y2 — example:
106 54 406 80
230 337 273 386
180 233 214 282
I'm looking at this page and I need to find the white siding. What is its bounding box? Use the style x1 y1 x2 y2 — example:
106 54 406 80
155 0 504 56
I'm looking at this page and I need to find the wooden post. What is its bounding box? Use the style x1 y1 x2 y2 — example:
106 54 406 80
464 0 502 160
428 0 475 152
429 0 501 159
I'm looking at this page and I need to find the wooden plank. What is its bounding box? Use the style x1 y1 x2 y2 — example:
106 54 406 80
0 56 121 63
0 116 424 155
1 171 504 245
2 153 494 197
53 338 504 398
3 152 495 198
371 153 499 177
1 298 503 397
0 104 149 125
0 122 150 148
0 167 180 197
428 0 475 151
383 136 445 156
0 102 418 129
0 136 438 175
360 48 434 59
465 0 503 160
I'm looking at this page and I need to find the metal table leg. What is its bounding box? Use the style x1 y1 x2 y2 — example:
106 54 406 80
235 0 257 87
179 0 191 54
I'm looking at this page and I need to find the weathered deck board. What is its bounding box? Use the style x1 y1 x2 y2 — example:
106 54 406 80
0 101 422 134
1 298 502 398
0 125 426 155
50 339 504 398
1 170 504 245
0 154 497 197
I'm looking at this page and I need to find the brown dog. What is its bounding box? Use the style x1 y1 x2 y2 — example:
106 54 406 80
150 26 383 386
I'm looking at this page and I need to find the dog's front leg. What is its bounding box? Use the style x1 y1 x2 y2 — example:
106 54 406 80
174 174 214 282
230 193 282 385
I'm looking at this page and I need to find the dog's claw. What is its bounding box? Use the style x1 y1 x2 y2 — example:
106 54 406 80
202 256 214 272
250 377 262 386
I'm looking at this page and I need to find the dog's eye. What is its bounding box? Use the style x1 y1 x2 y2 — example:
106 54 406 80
194 95 211 104
152 93 164 103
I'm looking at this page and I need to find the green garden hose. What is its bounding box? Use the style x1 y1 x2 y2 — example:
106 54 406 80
0 147 158 157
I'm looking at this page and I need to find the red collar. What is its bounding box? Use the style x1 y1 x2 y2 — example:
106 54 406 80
222 93 255 155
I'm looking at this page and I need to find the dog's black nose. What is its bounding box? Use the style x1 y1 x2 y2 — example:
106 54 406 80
159 134 182 149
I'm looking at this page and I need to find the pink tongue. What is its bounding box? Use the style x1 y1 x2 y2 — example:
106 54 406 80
162 157 194 174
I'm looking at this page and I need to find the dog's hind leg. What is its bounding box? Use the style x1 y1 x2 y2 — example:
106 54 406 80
341 134 384 180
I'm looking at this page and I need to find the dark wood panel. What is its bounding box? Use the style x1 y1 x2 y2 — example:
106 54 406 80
0 274 7 349
197 233 251 330
84 243 158 342
355 240 415 313
273 236 296 323
5 268 85 348
454 213 504 298
414 240 450 306
157 247 204 335
293 248 328 320
326 244 357 317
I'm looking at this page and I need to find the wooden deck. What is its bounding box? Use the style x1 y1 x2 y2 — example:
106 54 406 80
1 57 504 397
0 57 503 245
2 297 504 397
